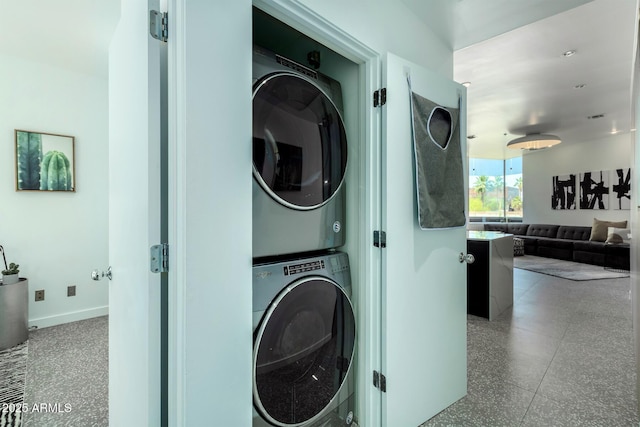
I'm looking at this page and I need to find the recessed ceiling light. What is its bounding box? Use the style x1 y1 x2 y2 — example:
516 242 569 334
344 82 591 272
574 84 586 89
563 50 577 57
461 81 471 87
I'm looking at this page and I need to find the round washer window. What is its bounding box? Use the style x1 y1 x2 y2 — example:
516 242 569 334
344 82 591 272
253 277 355 426
253 73 348 210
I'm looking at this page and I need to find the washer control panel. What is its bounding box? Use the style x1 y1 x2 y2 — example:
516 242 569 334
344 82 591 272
283 260 325 276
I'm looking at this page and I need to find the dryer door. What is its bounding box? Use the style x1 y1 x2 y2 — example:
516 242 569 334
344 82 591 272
253 73 348 210
253 277 355 426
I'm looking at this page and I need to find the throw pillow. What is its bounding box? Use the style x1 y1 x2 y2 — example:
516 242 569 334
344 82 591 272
605 227 631 244
590 218 628 242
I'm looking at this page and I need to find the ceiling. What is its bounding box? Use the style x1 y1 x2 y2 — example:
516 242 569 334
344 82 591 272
2 1 637 160
402 0 595 51
405 0 638 159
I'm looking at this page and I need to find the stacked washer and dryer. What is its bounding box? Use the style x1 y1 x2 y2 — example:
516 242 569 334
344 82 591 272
252 45 357 427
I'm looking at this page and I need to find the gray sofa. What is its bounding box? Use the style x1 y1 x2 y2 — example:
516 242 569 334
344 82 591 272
483 223 629 268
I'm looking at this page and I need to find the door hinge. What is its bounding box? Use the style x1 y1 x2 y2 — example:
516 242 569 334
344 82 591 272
373 370 387 392
373 230 387 248
373 88 387 107
150 243 169 273
149 10 168 42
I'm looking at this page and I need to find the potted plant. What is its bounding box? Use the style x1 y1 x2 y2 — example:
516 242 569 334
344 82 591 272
2 262 20 285
0 245 19 285
0 244 28 351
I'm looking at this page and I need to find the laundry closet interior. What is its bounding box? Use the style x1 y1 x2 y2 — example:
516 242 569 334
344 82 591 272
251 6 369 427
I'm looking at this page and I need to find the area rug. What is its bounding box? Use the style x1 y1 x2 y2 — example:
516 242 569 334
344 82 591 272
0 340 28 427
514 255 630 281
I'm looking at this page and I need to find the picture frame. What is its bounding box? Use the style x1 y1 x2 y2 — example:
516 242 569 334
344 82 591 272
551 174 576 210
579 170 609 210
611 168 631 210
15 130 75 192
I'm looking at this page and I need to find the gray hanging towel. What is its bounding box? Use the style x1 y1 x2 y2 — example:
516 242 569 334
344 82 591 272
410 88 466 229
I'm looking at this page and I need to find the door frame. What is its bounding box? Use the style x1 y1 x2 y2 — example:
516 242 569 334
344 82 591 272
165 1 181 424
630 1 640 413
166 0 383 425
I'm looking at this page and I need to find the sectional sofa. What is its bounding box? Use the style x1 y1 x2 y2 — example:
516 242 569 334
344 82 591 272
482 220 630 269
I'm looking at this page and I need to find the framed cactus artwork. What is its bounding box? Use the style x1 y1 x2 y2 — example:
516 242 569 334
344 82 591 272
14 130 75 192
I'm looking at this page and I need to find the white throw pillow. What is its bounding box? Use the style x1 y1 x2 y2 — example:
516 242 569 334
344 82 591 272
605 227 631 244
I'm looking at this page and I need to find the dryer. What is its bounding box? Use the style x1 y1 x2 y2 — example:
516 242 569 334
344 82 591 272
252 45 348 259
252 252 356 426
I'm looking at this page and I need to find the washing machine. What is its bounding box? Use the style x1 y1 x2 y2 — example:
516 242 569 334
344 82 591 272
252 45 348 259
252 251 356 426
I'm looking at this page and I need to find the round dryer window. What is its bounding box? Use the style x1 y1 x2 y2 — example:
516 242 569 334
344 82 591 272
253 277 356 426
253 73 348 210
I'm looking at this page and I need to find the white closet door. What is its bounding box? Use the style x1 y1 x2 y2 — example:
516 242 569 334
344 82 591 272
380 52 468 427
107 0 164 425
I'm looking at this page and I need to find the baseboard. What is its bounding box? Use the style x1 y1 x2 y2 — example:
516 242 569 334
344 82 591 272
28 306 108 329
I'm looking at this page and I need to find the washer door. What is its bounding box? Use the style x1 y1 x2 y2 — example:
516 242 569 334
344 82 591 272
253 72 348 210
253 277 355 426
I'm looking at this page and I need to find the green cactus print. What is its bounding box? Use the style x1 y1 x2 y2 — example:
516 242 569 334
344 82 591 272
16 131 43 190
40 150 73 191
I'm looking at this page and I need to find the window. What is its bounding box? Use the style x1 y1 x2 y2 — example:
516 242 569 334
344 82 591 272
469 157 523 222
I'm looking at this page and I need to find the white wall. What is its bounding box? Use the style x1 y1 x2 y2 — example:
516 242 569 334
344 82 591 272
299 0 453 76
523 133 632 226
0 53 108 328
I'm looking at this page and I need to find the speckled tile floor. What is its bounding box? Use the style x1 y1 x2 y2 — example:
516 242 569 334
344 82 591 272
22 316 108 427
421 268 639 427
4 271 638 427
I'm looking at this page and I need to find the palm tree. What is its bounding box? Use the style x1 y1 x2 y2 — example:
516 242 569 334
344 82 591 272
514 176 523 197
493 175 504 210
473 175 490 205
494 175 504 193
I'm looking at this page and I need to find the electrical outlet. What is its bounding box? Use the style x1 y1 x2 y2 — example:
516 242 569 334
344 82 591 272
35 290 45 301
67 285 76 297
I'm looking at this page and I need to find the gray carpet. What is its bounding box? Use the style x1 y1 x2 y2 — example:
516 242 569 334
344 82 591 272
0 316 108 427
22 316 108 427
514 255 630 281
